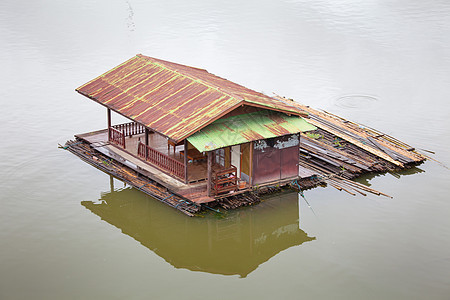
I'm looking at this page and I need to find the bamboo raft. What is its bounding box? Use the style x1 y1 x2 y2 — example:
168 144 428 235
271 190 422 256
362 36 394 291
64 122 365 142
62 101 427 215
278 97 426 197
62 140 202 216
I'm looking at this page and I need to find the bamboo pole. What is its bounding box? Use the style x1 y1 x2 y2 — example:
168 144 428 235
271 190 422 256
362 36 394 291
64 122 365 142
306 118 404 167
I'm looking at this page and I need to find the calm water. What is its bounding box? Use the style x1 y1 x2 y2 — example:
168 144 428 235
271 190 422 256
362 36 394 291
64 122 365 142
1 1 450 299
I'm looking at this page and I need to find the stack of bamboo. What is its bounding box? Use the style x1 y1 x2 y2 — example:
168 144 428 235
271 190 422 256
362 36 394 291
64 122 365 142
219 193 261 210
274 95 428 198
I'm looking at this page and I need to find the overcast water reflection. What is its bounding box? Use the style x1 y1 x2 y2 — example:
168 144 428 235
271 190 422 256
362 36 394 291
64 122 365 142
82 180 315 278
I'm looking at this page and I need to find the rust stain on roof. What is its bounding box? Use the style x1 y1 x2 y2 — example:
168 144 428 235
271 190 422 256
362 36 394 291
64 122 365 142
268 113 288 124
264 124 292 136
76 54 307 142
240 130 265 141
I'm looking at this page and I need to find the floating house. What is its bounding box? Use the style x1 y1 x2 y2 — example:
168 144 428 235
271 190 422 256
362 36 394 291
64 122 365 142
74 54 316 204
67 54 427 215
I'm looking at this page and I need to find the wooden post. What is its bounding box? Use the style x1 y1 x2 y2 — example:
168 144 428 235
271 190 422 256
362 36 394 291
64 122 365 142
145 127 149 160
297 133 300 176
107 108 111 142
207 151 213 197
249 141 254 186
122 131 126 149
184 139 188 184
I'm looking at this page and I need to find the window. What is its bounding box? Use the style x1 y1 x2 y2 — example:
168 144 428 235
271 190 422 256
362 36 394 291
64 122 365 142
214 148 225 167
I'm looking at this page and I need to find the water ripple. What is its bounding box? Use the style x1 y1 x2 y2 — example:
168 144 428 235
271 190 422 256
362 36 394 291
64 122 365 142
334 94 378 110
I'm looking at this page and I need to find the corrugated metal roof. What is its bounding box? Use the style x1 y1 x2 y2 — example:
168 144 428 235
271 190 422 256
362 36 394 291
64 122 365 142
187 111 317 152
76 54 308 142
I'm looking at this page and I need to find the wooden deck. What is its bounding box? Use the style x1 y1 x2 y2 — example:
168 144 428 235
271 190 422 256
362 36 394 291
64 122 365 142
75 129 230 204
77 129 222 182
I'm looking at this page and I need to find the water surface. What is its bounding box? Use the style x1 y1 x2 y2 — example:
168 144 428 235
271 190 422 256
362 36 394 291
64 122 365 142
1 0 449 299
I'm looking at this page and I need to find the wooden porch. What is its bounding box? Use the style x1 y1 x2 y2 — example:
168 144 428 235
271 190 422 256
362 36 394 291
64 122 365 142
85 122 215 183
75 122 242 203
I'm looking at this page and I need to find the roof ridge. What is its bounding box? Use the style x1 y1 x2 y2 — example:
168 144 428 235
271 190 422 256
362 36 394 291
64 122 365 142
137 54 303 115
137 54 245 102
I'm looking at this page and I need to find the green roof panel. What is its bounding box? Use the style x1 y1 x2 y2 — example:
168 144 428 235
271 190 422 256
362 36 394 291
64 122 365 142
187 110 317 152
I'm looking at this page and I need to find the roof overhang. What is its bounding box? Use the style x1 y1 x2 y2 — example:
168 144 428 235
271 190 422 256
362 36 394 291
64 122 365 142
187 110 317 152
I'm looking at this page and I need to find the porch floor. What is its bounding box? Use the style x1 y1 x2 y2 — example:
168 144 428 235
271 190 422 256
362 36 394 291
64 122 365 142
78 129 222 182
75 129 227 204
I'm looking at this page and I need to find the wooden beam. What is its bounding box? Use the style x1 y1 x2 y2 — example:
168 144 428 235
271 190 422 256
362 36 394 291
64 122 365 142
107 108 111 141
145 127 149 160
184 139 188 184
207 151 213 197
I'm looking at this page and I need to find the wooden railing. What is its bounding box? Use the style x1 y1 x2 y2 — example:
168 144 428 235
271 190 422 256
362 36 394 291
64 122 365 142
213 165 238 195
137 141 185 180
112 122 145 137
109 126 126 148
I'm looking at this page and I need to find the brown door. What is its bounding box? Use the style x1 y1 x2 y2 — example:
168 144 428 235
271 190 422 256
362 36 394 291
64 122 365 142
253 145 281 184
252 134 299 185
280 146 299 179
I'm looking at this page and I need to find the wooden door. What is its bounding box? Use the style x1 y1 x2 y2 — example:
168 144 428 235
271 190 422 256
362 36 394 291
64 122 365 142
231 145 241 178
252 134 299 185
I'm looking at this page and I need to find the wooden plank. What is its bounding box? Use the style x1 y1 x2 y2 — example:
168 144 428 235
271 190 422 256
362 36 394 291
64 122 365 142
300 135 372 171
298 165 318 178
207 151 212 197
367 136 414 164
306 118 404 167
285 100 425 163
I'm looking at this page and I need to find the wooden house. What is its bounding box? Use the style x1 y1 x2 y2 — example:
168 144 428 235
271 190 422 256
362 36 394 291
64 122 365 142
75 54 316 204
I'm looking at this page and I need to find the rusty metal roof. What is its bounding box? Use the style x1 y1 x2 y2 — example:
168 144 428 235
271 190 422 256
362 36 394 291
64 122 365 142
187 110 316 152
76 54 308 142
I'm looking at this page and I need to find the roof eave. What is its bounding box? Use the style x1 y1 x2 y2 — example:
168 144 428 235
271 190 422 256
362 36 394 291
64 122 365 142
172 101 308 143
75 89 172 140
171 101 244 143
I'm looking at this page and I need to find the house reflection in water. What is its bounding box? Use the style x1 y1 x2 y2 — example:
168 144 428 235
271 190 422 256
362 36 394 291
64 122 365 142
81 179 315 277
